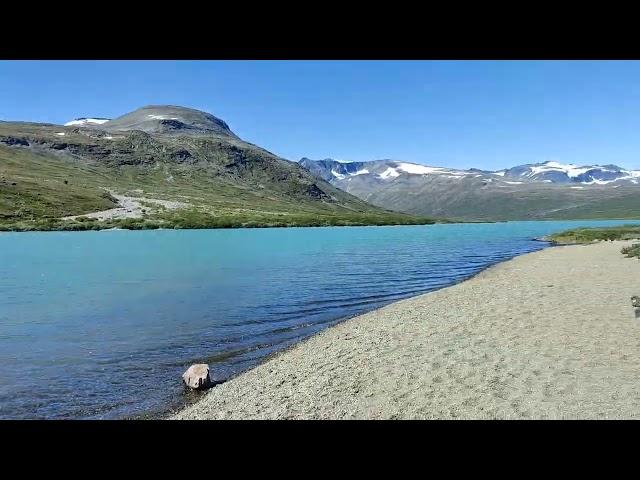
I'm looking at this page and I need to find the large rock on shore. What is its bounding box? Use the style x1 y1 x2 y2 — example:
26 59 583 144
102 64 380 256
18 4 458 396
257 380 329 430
182 364 212 390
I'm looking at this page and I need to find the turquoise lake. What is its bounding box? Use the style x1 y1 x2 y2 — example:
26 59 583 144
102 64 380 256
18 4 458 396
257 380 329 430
1 219 638 419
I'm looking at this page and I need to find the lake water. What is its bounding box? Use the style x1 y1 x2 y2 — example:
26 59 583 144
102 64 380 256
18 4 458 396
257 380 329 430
1 219 638 419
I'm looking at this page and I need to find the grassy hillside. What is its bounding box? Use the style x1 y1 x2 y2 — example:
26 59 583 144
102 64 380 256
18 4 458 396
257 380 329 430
0 145 118 220
0 120 437 231
547 225 640 259
547 225 640 244
538 192 640 220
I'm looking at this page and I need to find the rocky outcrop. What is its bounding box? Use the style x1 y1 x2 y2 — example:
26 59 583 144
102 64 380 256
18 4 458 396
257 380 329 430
304 183 331 201
170 148 193 163
0 136 29 146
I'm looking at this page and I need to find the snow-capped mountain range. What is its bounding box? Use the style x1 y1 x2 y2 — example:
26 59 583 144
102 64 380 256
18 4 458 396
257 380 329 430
299 157 640 221
300 158 640 186
500 161 640 185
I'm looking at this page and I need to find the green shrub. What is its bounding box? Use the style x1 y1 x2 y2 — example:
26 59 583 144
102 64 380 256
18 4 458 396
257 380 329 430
621 243 640 259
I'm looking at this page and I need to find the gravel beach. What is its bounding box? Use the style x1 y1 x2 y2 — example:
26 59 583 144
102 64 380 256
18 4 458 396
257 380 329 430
63 190 187 221
173 241 640 419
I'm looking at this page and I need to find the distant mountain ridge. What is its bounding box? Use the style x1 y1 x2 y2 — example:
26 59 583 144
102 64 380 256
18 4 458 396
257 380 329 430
299 158 640 221
502 161 640 185
300 158 640 186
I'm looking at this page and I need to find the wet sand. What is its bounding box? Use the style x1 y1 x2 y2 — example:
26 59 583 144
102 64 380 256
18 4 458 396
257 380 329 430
173 241 640 419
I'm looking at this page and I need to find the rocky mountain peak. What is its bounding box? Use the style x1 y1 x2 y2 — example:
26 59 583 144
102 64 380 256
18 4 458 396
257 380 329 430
98 105 238 138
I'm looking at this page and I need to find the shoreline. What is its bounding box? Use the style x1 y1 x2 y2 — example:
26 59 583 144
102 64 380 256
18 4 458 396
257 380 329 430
172 240 640 420
0 218 439 233
164 242 553 418
145 241 553 419
3 217 640 234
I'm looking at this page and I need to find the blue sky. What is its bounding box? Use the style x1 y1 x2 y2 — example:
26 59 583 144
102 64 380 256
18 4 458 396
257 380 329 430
2 60 640 170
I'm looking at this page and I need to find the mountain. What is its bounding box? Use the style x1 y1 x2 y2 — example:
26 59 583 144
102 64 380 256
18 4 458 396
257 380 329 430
300 158 640 186
299 158 640 221
100 105 238 138
502 161 640 185
0 106 434 231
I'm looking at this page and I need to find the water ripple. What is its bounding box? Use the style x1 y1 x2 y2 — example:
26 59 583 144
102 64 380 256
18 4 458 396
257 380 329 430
1 219 639 419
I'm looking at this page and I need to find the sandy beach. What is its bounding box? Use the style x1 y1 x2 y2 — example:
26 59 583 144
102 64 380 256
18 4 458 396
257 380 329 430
173 240 640 420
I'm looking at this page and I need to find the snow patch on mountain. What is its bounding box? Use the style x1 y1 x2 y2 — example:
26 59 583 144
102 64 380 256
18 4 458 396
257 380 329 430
376 162 472 180
64 118 110 127
379 167 401 179
147 114 180 120
331 168 369 180
396 163 444 175
528 161 600 178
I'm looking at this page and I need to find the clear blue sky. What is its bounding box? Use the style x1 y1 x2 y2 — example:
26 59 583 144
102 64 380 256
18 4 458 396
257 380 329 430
2 60 640 170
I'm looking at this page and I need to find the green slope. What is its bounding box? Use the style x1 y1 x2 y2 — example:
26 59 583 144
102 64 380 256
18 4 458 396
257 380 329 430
0 120 436 231
340 174 640 222
547 225 640 259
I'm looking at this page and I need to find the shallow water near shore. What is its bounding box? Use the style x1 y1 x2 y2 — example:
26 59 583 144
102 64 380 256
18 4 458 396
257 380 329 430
1 219 639 419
